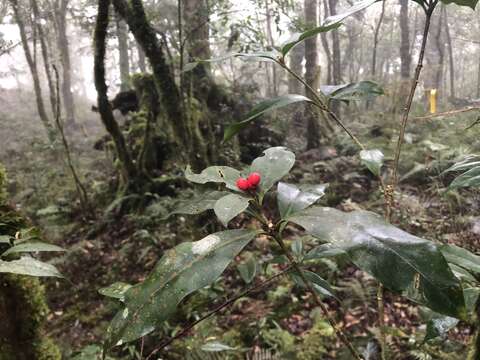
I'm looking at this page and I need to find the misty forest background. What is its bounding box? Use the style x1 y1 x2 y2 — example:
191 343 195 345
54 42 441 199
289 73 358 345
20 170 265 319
1 0 480 359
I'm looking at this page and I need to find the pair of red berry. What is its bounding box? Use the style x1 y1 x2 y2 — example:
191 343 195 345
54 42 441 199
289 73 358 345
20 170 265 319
236 172 261 191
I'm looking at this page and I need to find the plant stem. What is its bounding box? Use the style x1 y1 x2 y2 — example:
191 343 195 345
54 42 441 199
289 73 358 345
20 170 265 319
377 283 386 360
144 266 292 360
279 62 366 151
270 232 363 360
382 3 437 358
391 1 437 189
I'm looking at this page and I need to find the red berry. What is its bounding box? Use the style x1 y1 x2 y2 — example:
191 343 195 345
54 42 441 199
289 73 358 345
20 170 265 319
236 178 250 191
247 172 261 187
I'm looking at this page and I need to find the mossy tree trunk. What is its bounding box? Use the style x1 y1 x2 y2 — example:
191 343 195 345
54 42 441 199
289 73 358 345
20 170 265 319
0 166 60 360
93 0 139 190
112 0 208 170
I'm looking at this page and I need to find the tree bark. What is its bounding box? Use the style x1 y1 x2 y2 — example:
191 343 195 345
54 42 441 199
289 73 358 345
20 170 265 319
9 0 55 142
116 14 130 91
265 0 278 97
112 0 209 168
137 40 146 72
443 6 455 99
399 0 411 79
304 0 320 149
55 0 76 129
30 0 56 118
371 0 386 78
320 0 332 84
94 0 137 186
328 0 341 115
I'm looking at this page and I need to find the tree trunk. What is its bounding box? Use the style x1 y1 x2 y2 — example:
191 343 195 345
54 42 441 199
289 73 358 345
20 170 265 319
137 40 147 72
328 0 341 115
320 0 332 84
94 0 138 187
30 0 56 118
304 0 320 149
288 41 304 94
399 0 411 79
113 0 208 169
55 0 76 129
116 14 130 91
443 6 455 99
371 0 386 78
9 0 55 142
265 0 278 97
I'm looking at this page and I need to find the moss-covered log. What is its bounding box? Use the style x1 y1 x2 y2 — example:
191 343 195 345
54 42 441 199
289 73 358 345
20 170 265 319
0 166 61 360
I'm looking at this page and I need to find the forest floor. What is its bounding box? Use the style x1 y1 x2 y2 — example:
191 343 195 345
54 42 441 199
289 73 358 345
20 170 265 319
1 89 480 359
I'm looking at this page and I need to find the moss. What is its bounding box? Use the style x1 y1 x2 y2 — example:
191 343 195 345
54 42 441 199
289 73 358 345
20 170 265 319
0 275 61 360
0 164 61 360
296 320 334 360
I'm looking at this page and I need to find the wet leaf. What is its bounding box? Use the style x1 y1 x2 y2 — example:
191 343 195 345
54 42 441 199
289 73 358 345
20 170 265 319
360 149 384 177
324 81 384 102
292 270 337 299
0 256 62 277
323 0 380 27
250 147 296 193
440 244 480 274
237 255 257 284
280 23 341 56
224 95 313 142
277 182 328 218
1 242 64 257
164 191 230 219
99 282 132 302
214 193 250 227
185 165 241 191
289 206 466 318
441 0 478 9
106 229 257 347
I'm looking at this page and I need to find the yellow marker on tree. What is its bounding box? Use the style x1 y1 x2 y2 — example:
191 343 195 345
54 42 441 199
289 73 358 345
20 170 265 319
430 89 437 114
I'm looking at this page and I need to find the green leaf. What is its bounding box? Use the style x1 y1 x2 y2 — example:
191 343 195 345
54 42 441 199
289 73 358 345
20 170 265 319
424 312 459 342
288 206 466 318
0 235 12 244
224 95 313 142
440 244 480 274
292 270 337 299
360 149 384 177
321 81 384 102
106 229 257 347
291 238 304 258
464 287 480 313
444 155 480 173
441 0 478 9
323 0 380 27
0 256 62 277
280 23 341 56
449 166 480 189
277 182 328 218
214 193 250 227
164 191 230 219
237 255 257 284
250 147 296 193
184 51 280 72
1 242 64 257
201 342 237 352
99 282 132 302
185 165 241 191
305 243 346 260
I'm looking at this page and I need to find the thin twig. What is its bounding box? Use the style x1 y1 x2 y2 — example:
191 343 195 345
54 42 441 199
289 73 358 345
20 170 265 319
414 106 480 120
52 64 90 215
279 62 366 151
145 266 293 360
391 1 438 189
